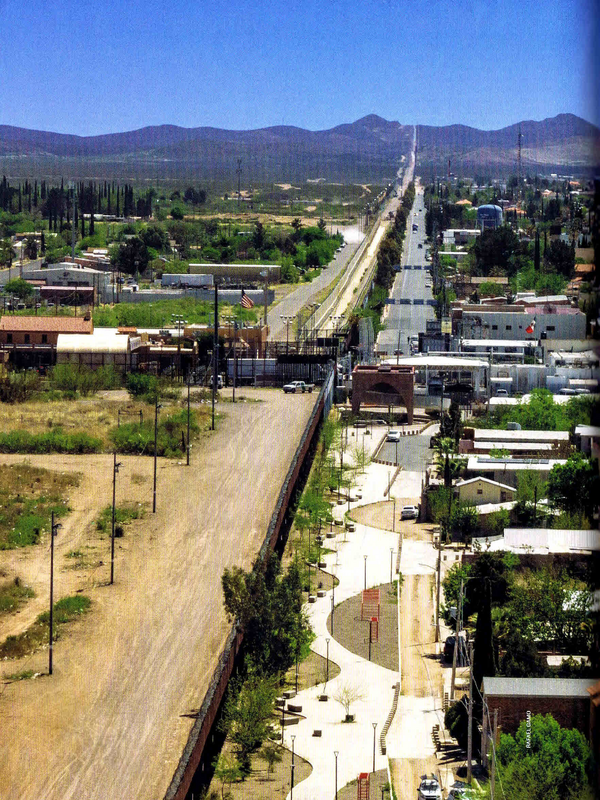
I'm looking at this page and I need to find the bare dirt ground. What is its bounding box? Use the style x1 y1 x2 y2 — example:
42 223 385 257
0 387 315 800
390 529 445 799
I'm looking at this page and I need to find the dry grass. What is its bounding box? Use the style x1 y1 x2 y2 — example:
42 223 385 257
0 398 147 445
0 394 212 450
0 463 80 548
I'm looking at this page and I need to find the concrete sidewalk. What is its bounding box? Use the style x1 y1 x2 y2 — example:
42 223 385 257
282 436 401 799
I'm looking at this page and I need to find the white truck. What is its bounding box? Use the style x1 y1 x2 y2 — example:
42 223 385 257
283 380 314 394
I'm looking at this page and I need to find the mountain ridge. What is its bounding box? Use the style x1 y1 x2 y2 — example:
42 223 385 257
0 113 597 181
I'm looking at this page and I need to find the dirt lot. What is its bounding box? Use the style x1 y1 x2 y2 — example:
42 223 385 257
0 387 315 800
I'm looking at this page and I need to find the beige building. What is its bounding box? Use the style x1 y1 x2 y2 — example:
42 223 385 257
455 476 516 506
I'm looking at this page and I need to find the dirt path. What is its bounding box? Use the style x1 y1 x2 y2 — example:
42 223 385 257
0 388 315 800
390 524 445 799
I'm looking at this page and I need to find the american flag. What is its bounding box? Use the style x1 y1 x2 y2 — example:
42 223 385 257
241 289 254 309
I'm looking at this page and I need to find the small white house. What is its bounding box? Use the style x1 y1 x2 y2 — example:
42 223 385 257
455 476 517 506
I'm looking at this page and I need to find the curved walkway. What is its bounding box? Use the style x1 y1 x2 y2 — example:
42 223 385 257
283 436 402 799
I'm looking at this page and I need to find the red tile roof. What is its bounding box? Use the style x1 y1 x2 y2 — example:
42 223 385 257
0 315 93 333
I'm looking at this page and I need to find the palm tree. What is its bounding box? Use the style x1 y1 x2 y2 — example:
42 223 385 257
433 437 466 487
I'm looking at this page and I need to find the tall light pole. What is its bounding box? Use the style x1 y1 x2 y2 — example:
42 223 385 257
364 555 368 590
110 452 123 584
290 734 296 798
212 278 219 428
49 512 62 675
372 722 377 773
153 395 161 513
325 637 330 684
186 375 191 466
334 751 339 799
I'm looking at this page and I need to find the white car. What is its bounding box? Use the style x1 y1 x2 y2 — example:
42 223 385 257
386 430 401 442
401 505 419 520
418 775 442 800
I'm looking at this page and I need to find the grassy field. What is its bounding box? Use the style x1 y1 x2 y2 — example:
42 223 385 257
0 463 80 548
0 394 212 453
0 595 91 660
0 576 34 614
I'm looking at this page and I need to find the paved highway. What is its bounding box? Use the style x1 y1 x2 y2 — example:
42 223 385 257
376 184 435 357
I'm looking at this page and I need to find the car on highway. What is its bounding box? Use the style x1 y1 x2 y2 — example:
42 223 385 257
386 430 401 442
417 775 442 800
401 505 419 520
418 243 423 248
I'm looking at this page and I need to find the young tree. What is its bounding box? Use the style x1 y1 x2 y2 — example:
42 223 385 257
333 682 366 722
219 676 277 772
258 743 282 779
212 753 243 799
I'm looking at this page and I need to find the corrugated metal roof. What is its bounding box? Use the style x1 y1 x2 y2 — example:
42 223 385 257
504 528 600 552
483 677 597 698
56 330 130 354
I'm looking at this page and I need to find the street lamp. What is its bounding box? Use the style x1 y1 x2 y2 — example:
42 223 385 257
110 452 123 585
326 637 330 684
290 734 296 798
280 314 294 355
390 547 395 584
364 555 368 590
334 751 339 799
49 512 62 675
372 722 377 773
171 314 187 380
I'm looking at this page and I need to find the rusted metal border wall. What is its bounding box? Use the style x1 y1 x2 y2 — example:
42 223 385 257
164 368 334 800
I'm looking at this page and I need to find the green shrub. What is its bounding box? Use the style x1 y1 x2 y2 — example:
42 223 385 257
96 503 145 533
0 594 91 659
109 408 198 457
126 373 159 400
0 578 34 614
0 428 102 454
48 364 121 395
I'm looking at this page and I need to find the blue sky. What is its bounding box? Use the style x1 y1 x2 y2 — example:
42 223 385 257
0 0 596 135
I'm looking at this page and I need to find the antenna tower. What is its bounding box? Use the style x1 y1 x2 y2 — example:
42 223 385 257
517 126 523 204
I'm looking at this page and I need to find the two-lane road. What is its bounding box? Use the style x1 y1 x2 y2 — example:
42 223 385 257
376 184 435 357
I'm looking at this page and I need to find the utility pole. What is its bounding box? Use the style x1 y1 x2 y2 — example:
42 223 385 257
49 512 61 675
153 395 160 513
451 579 463 700
490 709 498 800
236 158 242 212
212 279 219 430
467 640 474 784
232 319 237 403
186 376 191 466
110 452 122 584
435 534 442 643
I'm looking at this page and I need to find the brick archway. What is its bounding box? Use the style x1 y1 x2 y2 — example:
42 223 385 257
351 364 414 422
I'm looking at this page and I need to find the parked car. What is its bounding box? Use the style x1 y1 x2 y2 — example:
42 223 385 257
417 775 442 800
447 782 476 799
401 505 419 520
386 430 401 442
418 243 423 248
283 380 314 394
495 388 509 396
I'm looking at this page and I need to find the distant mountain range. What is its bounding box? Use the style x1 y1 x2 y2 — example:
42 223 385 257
0 113 597 184
417 113 599 178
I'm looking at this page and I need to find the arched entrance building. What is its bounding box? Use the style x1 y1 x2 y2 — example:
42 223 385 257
351 364 415 422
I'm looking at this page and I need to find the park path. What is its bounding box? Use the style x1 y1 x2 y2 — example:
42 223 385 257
281 422 455 800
